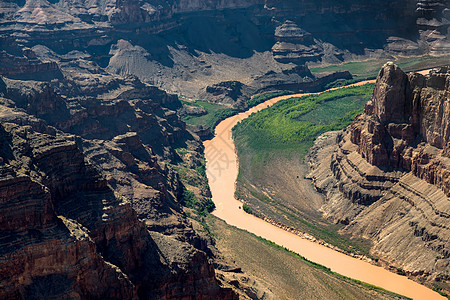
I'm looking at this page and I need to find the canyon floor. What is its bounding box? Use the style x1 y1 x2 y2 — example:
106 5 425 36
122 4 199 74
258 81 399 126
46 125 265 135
208 215 407 300
1 0 449 298
235 151 374 256
232 84 377 257
230 64 450 297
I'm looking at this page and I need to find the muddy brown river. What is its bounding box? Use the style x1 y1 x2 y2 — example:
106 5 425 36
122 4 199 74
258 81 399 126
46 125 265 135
204 80 444 299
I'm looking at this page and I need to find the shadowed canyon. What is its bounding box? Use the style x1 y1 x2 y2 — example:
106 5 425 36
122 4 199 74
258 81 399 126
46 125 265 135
0 0 449 299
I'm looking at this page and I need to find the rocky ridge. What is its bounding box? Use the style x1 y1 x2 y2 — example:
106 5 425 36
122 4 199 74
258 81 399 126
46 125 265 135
307 64 450 284
1 0 448 108
0 34 244 298
0 0 449 298
0 3 283 295
0 122 235 299
272 20 322 64
416 0 450 55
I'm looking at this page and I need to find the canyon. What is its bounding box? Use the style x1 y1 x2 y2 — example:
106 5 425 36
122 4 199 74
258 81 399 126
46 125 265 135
1 0 449 105
204 74 446 299
0 122 236 299
0 0 449 298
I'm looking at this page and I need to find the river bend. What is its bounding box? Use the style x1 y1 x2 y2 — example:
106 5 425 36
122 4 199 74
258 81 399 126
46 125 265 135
204 80 444 300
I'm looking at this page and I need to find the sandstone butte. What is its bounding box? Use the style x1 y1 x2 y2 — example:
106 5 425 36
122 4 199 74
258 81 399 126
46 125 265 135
308 63 450 283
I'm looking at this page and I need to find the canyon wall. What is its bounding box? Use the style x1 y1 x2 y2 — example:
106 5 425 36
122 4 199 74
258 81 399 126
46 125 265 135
1 0 448 103
0 37 239 298
307 64 450 281
0 122 235 299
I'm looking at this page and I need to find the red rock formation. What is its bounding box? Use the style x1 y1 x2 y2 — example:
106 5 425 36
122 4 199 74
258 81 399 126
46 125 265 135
351 63 450 196
307 63 450 281
272 20 322 64
0 38 62 80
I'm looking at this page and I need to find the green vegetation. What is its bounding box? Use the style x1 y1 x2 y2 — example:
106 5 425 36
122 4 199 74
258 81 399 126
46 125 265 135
432 281 450 299
195 164 207 179
396 268 407 276
181 185 215 215
180 100 239 131
175 147 188 156
289 211 372 256
172 147 215 237
180 91 294 132
253 235 410 299
181 188 197 208
242 203 252 214
233 83 374 157
181 56 449 133
396 55 450 72
232 84 376 257
228 56 448 266
208 108 240 129
310 60 385 79
247 90 294 107
254 235 331 272
209 216 410 299
432 287 450 299
323 78 370 90
236 182 374 257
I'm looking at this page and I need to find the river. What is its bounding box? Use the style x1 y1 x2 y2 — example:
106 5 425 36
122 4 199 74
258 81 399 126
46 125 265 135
203 80 445 300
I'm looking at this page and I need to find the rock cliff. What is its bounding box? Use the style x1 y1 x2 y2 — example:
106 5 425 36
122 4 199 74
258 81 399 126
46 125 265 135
272 20 322 64
0 31 240 298
307 64 450 283
0 122 236 299
417 0 450 55
1 0 447 105
0 0 449 297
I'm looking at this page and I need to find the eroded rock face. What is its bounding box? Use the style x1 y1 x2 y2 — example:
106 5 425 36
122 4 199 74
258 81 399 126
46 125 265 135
0 6 245 294
0 0 447 297
272 20 322 64
416 0 450 55
351 63 450 191
307 64 450 281
0 48 240 296
0 34 239 298
0 123 235 299
0 0 446 106
204 81 247 107
364 63 409 123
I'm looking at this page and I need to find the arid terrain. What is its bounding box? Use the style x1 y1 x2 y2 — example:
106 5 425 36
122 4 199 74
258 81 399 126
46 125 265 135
0 0 449 299
308 64 450 292
233 64 450 298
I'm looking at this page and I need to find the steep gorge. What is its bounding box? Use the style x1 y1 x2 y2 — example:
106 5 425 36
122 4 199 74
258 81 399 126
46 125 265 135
1 0 448 106
0 0 449 298
0 40 240 298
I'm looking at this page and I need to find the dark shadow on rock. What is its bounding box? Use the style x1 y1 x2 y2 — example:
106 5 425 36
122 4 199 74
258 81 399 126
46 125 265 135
131 8 275 67
0 125 14 164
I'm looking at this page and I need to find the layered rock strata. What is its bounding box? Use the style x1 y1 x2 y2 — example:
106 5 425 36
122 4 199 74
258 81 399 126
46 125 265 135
0 36 240 297
0 0 448 297
0 123 235 299
272 20 322 64
1 0 446 107
416 0 450 55
307 64 450 280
